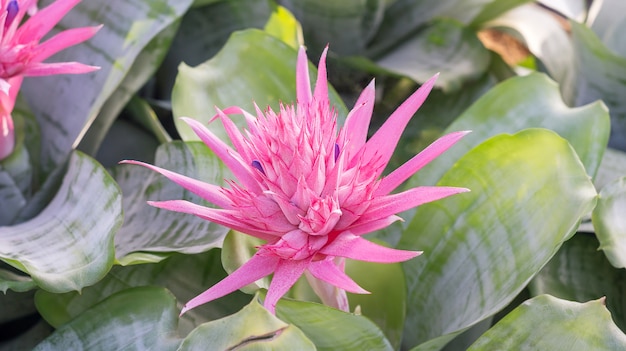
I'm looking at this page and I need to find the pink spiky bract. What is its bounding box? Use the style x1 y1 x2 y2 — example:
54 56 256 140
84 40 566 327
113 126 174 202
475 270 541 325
123 46 470 315
0 0 100 161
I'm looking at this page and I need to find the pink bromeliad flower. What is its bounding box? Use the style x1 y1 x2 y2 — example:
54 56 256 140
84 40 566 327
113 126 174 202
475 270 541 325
0 0 100 160
123 47 469 314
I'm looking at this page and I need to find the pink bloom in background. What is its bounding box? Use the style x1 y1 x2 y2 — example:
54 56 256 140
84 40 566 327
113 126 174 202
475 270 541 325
124 47 469 314
0 75 20 159
0 0 100 160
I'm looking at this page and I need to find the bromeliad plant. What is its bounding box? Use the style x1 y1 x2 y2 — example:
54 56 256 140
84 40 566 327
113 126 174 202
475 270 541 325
4 1 626 350
123 47 469 314
0 0 99 160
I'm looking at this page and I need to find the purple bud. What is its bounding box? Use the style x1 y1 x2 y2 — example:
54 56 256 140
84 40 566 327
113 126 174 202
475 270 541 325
251 160 265 174
5 1 18 28
334 143 340 161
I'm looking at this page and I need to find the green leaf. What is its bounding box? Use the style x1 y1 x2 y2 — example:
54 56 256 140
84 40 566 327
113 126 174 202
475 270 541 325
33 287 181 351
278 0 386 56
593 177 626 268
398 129 598 349
529 233 626 333
22 0 193 172
274 296 394 351
0 152 122 293
346 256 407 350
179 296 315 350
112 141 230 263
172 29 348 143
78 21 181 158
569 21 626 150
468 295 626 350
375 18 490 91
406 73 609 195
35 250 249 334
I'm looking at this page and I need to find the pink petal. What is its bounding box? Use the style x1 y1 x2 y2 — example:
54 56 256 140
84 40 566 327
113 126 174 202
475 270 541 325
376 130 470 195
338 79 375 159
321 232 421 263
213 107 253 162
264 258 311 314
296 46 312 105
308 259 369 294
182 117 262 194
180 253 279 315
348 215 402 236
119 160 232 209
30 25 101 63
16 0 81 43
22 62 100 76
0 101 14 160
148 200 278 241
312 46 328 104
359 74 438 176
0 76 22 160
359 186 469 224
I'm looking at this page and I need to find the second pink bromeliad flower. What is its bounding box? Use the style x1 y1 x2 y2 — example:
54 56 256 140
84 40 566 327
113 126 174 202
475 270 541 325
0 0 100 160
124 47 469 314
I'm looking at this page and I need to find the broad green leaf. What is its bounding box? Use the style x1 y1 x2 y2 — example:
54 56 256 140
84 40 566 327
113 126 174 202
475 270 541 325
398 129 597 349
172 29 348 143
405 73 609 195
278 0 386 56
78 21 181 157
569 21 626 150
179 296 315 350
22 0 193 172
375 18 490 91
468 295 626 350
111 142 230 263
593 177 626 268
35 250 249 335
0 152 122 293
529 233 626 333
346 256 407 350
33 287 181 351
274 296 394 351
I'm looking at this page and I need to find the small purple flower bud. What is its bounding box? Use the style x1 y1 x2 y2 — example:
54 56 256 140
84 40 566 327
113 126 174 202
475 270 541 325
334 143 340 161
5 0 18 28
251 160 265 174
